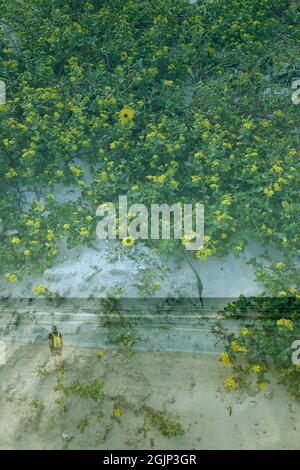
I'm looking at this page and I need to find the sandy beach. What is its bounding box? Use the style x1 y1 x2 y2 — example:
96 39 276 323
0 342 299 450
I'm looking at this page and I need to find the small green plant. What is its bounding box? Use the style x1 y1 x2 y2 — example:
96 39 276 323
143 406 184 438
30 399 44 411
96 411 104 422
101 288 124 328
55 379 105 402
56 360 69 375
135 268 165 296
27 399 45 432
137 420 151 439
36 364 50 378
77 417 89 434
55 395 67 411
106 329 138 349
32 285 62 305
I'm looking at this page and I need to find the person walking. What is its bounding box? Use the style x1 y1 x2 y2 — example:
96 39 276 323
48 325 63 368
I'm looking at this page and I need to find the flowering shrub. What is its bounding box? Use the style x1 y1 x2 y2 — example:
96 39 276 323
217 296 300 400
0 0 299 298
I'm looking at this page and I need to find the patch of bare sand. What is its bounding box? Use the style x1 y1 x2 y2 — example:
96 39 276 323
0 342 299 449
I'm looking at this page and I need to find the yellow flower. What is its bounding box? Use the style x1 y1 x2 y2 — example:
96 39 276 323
5 273 18 282
113 407 122 417
220 352 231 366
35 204 45 213
46 193 56 200
221 194 232 206
122 236 135 248
47 230 54 241
194 151 204 159
33 284 46 296
63 224 70 230
231 341 248 353
110 141 117 149
191 175 201 183
69 165 82 177
258 382 267 390
5 168 18 178
146 174 166 184
181 234 195 246
225 377 237 390
79 226 90 237
252 364 261 374
243 121 253 129
220 232 227 239
23 249 31 256
3 138 14 146
273 182 281 192
241 327 250 336
96 351 105 359
272 164 283 174
11 236 21 245
277 318 293 331
118 107 135 125
33 219 41 229
163 79 174 86
196 246 214 261
264 187 274 197
278 291 286 297
274 261 283 270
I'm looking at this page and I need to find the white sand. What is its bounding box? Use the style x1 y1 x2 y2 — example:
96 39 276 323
0 240 278 300
0 342 299 450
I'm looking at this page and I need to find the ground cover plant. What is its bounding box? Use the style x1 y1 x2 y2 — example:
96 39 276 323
217 295 300 399
0 0 299 297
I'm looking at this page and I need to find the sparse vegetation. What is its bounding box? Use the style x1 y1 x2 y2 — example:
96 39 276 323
142 406 185 438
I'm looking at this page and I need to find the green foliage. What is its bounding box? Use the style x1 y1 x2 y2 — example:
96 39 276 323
143 406 185 438
35 361 50 377
30 399 44 410
101 288 139 348
217 296 300 400
0 0 299 297
77 417 89 433
55 378 105 401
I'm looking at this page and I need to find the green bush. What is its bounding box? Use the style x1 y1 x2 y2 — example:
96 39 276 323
217 296 300 399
